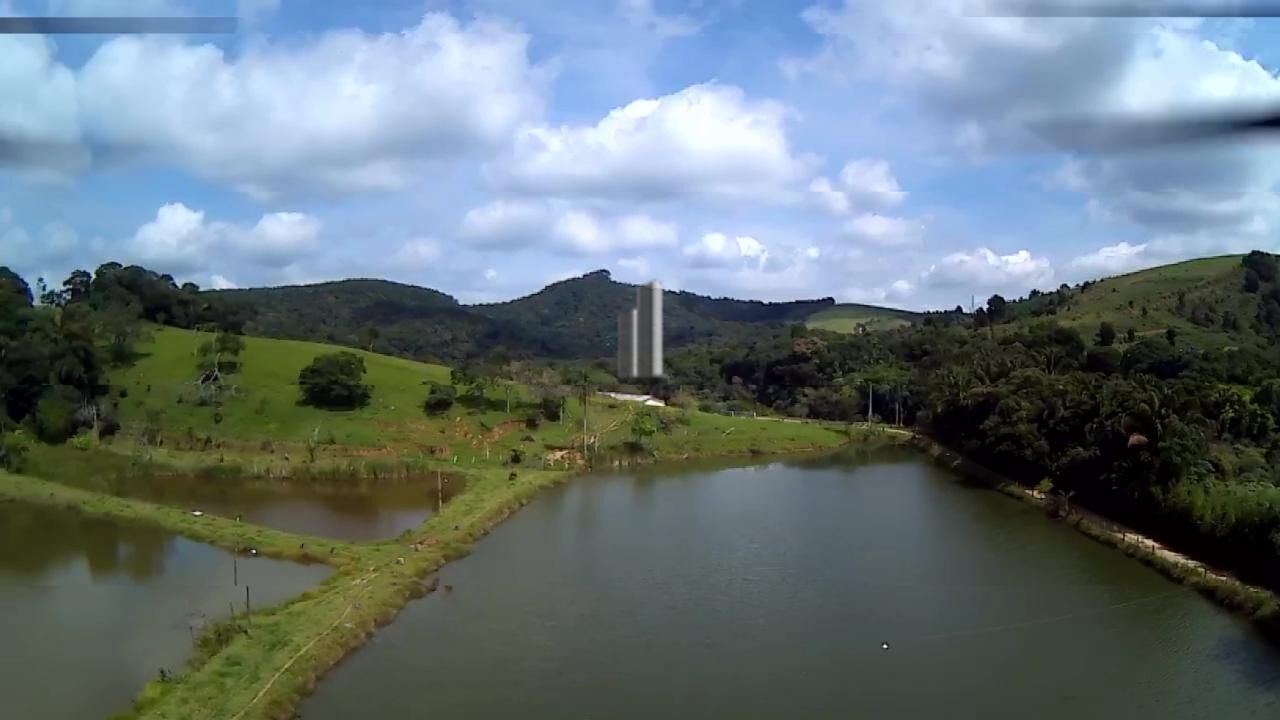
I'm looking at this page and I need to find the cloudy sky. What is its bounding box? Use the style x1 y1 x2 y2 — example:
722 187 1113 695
2 0 1280 309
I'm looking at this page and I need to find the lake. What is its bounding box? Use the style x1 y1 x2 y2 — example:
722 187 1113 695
301 446 1280 719
0 500 332 720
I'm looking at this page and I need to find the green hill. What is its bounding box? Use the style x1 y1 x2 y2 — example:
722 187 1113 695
211 270 874 364
806 303 920 334
998 255 1264 350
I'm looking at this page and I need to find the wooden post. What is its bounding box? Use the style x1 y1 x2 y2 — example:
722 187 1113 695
245 585 252 624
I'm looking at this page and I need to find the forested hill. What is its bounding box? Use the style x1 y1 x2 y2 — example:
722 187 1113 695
471 269 837 359
212 270 845 364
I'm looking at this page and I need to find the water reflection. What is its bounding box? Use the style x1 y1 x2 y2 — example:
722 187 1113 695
69 472 469 541
0 500 170 580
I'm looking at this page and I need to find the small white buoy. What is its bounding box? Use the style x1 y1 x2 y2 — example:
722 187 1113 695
190 510 204 517
881 642 890 651
249 548 258 556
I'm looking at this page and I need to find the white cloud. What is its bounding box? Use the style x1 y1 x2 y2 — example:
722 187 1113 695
839 159 906 207
790 2 1280 242
810 158 906 217
491 82 814 203
809 176 850 215
618 0 699 38
615 213 678 248
65 13 546 197
209 273 238 290
615 255 652 280
458 199 677 255
841 279 914 304
129 203 217 272
458 200 550 247
1069 241 1151 275
483 268 498 282
552 210 608 254
393 238 442 269
683 232 769 269
842 213 925 246
128 202 322 274
921 247 1054 291
232 212 322 267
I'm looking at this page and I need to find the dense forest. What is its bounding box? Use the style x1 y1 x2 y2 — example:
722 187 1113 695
662 251 1280 593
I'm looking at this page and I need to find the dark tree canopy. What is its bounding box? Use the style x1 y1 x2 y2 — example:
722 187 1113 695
298 352 372 409
1096 321 1116 347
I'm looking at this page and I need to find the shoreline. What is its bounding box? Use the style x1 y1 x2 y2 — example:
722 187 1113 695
909 434 1280 638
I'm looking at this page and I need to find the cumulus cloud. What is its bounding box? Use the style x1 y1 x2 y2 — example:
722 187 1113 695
491 82 814 203
7 13 546 197
811 158 906 215
682 232 769 269
209 273 238 290
393 238 442 269
128 202 322 274
921 247 1054 292
458 200 551 248
1069 241 1151 275
789 2 1280 242
841 279 914 304
843 213 925 246
458 199 677 255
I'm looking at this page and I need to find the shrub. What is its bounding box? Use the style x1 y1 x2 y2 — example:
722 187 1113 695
0 431 32 471
298 352 372 409
525 415 541 430
33 385 83 443
69 432 93 451
509 448 524 465
422 383 457 415
539 395 562 421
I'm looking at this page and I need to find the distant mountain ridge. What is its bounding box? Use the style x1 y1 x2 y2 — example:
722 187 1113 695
211 269 891 364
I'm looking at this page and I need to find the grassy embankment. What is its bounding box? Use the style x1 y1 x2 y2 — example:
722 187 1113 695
910 434 1280 637
1 326 851 720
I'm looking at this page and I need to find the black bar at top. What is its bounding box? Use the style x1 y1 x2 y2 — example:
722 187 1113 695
0 16 238 34
983 0 1280 17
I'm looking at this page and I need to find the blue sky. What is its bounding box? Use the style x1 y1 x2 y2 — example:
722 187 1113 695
2 0 1280 309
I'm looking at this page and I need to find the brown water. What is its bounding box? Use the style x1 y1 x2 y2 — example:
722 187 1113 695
94 472 465 541
301 446 1280 719
0 500 332 720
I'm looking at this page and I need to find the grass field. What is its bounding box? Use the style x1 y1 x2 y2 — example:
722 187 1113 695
113 327 452 446
4 327 858 720
805 303 920 334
